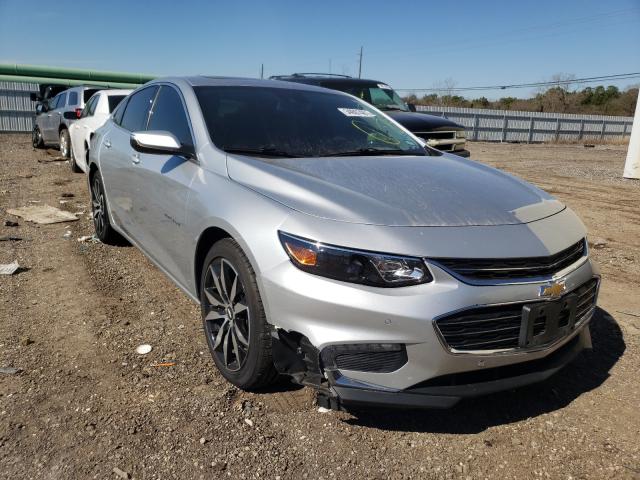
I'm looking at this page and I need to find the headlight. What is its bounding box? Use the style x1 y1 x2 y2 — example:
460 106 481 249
455 130 466 139
279 232 432 287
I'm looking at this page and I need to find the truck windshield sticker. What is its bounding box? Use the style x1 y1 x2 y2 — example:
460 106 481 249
337 108 376 118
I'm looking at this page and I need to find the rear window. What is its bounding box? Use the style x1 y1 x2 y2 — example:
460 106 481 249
83 89 100 103
107 95 127 113
67 91 79 106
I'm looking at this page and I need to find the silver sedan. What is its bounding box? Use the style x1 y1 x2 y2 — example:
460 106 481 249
88 77 599 409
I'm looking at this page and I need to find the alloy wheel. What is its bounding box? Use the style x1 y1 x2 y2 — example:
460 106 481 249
203 258 250 372
91 176 106 237
60 132 68 157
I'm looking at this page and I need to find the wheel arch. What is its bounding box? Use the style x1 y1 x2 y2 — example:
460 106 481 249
194 226 234 298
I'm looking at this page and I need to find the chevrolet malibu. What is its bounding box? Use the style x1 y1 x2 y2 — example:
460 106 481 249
88 77 599 409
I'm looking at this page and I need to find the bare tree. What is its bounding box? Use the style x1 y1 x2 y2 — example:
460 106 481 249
432 78 458 106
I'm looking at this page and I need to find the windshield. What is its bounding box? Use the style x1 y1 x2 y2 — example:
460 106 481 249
194 86 425 158
340 84 409 112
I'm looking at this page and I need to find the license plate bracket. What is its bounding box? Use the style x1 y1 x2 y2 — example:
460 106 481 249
519 294 578 348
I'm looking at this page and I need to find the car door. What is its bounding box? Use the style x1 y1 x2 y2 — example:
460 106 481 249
70 94 98 168
42 93 64 142
50 91 67 142
99 86 158 237
128 84 198 288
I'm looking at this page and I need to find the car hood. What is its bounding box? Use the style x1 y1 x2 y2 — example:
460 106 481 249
227 153 565 227
385 111 463 131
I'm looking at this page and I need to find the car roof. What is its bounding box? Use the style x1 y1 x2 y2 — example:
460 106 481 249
269 74 384 87
99 89 133 96
147 76 348 95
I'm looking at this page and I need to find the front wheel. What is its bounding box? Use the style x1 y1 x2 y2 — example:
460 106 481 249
90 171 120 244
201 239 278 390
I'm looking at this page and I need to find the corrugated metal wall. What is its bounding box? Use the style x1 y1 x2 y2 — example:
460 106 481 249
417 105 633 142
0 81 39 132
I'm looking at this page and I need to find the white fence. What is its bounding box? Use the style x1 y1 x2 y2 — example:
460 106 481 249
0 81 39 132
417 105 633 143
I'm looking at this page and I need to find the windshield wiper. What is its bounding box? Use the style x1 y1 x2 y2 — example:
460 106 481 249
223 146 300 158
326 148 422 157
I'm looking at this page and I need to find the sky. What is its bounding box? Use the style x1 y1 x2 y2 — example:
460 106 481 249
1 0 639 99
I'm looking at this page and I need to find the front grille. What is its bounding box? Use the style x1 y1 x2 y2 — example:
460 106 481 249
413 130 456 140
435 278 598 352
431 239 586 281
321 344 407 373
413 130 458 152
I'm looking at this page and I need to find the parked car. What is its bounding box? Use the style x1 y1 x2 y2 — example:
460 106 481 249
68 89 131 172
270 73 470 157
32 86 101 158
88 77 599 409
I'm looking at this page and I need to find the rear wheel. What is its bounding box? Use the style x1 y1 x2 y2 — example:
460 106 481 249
90 171 119 244
201 239 277 390
59 129 70 159
32 126 44 148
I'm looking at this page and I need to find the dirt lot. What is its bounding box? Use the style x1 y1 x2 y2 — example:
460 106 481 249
1 134 639 479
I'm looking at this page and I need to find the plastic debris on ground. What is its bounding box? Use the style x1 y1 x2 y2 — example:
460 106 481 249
0 367 22 375
7 205 78 224
77 235 100 243
0 261 20 275
135 344 152 355
0 236 21 242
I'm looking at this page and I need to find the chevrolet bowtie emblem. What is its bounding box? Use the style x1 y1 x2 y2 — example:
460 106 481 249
539 280 566 298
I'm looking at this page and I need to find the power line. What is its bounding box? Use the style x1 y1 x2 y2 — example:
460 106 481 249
395 72 640 92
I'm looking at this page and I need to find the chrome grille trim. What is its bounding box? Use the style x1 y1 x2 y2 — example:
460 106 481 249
433 277 599 355
429 239 588 286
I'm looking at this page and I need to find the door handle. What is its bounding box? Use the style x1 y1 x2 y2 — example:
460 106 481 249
47 114 52 117
132 153 140 164
104 140 111 148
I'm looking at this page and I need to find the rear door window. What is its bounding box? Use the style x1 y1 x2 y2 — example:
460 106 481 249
120 86 158 132
88 95 99 115
54 92 67 109
67 91 79 106
80 95 97 118
147 85 193 146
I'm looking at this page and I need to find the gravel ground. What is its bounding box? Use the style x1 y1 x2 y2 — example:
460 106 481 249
1 134 639 479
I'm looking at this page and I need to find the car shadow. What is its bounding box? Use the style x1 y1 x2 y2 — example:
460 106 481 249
343 307 625 434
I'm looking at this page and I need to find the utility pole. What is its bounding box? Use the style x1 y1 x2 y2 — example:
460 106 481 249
357 46 363 78
260 64 264 79
624 92 640 179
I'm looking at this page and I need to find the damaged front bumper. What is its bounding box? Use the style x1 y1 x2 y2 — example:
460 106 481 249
271 321 592 410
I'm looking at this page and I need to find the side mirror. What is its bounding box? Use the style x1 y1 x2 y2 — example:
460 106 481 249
130 131 195 158
407 103 417 112
35 104 44 114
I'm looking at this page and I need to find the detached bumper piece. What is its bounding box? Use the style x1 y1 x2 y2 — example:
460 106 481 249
326 329 589 410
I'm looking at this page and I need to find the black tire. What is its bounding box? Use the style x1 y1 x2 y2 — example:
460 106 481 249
32 126 44 148
59 129 70 159
90 170 120 244
69 141 82 173
200 238 278 390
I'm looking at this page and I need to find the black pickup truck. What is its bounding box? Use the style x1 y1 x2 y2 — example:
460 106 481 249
270 73 470 157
